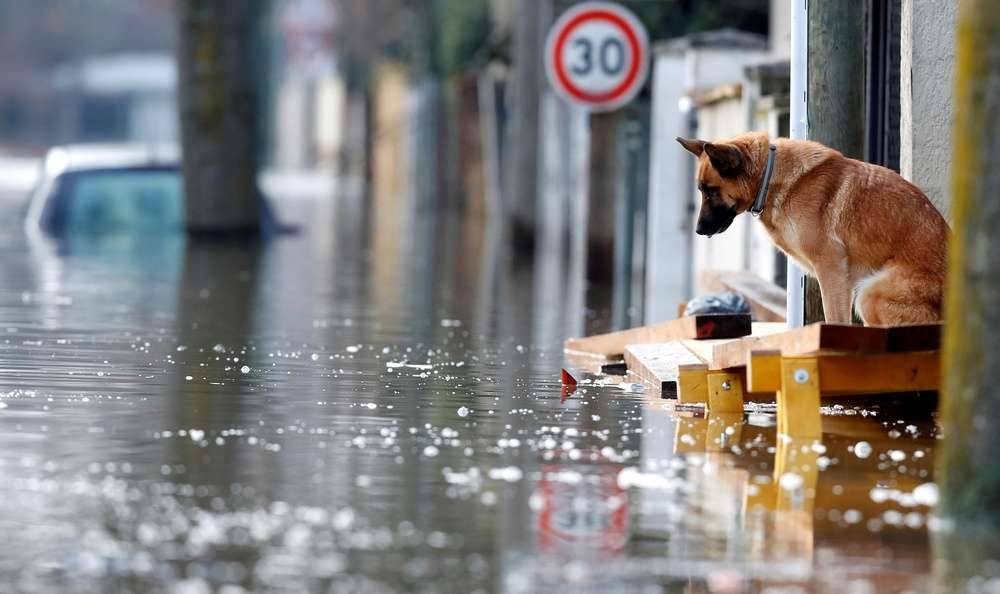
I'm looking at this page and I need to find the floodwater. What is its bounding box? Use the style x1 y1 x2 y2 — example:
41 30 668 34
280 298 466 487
0 181 944 593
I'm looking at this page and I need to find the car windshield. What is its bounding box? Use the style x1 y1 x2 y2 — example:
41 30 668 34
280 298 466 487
63 169 183 235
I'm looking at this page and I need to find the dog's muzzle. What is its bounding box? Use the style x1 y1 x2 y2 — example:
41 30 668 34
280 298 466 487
696 203 738 237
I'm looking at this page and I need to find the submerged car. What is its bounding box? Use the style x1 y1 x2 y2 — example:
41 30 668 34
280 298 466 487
25 144 284 237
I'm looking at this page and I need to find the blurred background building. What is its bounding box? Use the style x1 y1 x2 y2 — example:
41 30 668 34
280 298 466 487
0 0 955 333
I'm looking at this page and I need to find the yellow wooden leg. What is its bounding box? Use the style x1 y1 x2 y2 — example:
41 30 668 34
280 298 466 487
677 365 709 405
673 417 708 454
778 357 822 440
707 371 745 413
706 412 743 452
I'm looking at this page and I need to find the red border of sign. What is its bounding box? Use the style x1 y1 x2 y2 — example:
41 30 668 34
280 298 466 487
552 9 644 104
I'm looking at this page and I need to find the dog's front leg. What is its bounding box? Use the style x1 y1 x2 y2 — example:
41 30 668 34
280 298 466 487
814 263 854 324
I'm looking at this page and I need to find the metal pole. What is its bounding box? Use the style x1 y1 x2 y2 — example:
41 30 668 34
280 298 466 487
786 0 808 328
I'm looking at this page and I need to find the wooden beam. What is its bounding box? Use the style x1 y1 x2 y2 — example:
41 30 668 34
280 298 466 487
885 323 942 352
777 357 822 439
707 371 745 413
689 323 787 369
624 342 705 398
749 351 940 395
678 365 710 404
734 323 889 359
700 270 787 322
564 314 751 359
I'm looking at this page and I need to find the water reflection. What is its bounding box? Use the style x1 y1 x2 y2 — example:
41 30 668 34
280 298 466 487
0 176 946 592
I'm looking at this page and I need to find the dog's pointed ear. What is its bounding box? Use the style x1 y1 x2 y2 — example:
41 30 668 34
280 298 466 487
704 142 743 177
676 137 706 156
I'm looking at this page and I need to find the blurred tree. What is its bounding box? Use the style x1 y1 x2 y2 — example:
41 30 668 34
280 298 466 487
176 1 265 235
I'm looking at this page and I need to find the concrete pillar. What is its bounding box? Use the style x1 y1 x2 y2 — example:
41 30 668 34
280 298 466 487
900 0 958 216
805 0 866 323
176 0 263 234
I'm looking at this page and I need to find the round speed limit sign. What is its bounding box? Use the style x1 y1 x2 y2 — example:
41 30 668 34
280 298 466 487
544 2 650 112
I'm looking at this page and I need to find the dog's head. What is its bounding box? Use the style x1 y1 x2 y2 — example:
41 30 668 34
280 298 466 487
676 136 758 237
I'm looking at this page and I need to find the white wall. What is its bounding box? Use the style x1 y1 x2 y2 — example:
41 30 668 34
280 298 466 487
645 54 690 322
901 0 957 217
770 0 792 59
644 46 769 323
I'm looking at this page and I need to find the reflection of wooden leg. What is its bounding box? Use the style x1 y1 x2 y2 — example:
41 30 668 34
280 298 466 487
677 364 709 405
706 412 743 452
771 437 819 561
673 417 708 454
778 357 822 440
707 371 744 413
774 438 819 513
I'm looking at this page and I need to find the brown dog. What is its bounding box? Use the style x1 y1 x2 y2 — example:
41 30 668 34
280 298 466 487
677 132 948 325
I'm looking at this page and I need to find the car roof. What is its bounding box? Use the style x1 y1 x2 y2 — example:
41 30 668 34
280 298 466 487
42 143 180 177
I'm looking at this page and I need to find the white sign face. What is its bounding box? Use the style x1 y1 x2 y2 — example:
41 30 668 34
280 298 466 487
544 2 650 112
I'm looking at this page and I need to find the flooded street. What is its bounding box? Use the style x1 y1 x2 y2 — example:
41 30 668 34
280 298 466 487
0 185 940 594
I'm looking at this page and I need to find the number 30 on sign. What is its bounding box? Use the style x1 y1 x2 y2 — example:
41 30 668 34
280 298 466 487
544 2 651 112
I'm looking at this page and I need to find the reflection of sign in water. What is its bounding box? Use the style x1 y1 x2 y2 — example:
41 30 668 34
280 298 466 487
536 465 629 553
544 2 650 112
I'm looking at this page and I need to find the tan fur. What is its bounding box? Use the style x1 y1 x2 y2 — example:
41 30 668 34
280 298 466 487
677 132 949 325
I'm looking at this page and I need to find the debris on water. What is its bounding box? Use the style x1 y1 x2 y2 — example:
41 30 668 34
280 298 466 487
913 483 940 507
779 472 805 492
457 406 470 418
240 365 251 374
386 361 434 371
854 441 873 459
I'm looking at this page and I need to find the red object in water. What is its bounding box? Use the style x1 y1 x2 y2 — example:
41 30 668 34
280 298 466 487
560 368 578 403
561 368 578 389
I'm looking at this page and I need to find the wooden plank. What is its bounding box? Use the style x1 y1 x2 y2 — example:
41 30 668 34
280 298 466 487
778 358 822 439
707 371 744 413
747 351 782 393
624 342 704 398
677 365 709 404
884 323 942 352
564 314 751 358
680 339 732 366
700 270 787 322
710 323 787 369
814 351 940 394
748 351 940 395
731 323 889 360
684 323 788 370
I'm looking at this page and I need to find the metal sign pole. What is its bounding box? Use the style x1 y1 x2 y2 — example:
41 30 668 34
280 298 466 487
786 0 808 328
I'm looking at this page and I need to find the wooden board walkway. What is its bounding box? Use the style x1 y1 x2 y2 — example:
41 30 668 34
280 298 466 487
624 342 705 398
564 314 751 360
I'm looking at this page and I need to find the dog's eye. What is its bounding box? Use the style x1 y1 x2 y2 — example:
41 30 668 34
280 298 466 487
699 185 720 199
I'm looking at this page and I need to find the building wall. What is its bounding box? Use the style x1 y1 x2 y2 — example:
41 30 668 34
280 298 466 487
645 46 768 323
692 96 750 279
900 0 957 217
690 94 780 289
770 0 791 58
645 54 690 323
